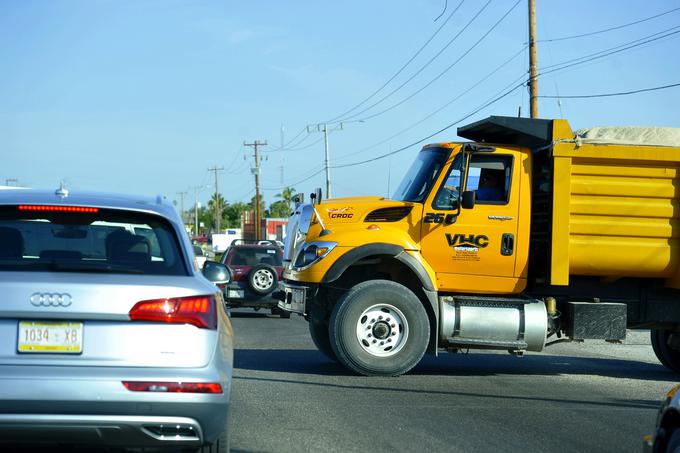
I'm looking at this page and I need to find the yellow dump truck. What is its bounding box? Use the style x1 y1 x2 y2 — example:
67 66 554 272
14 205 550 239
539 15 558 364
278 116 680 376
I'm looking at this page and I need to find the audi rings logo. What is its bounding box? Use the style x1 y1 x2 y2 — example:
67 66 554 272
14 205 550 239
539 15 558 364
29 293 73 307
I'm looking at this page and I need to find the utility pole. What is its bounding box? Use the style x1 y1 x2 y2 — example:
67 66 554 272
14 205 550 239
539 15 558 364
307 123 344 199
280 124 285 184
192 186 202 236
244 140 267 241
207 166 224 233
528 0 539 118
176 191 187 225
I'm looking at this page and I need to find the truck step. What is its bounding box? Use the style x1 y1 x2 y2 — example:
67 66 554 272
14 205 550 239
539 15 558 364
445 338 529 350
442 295 536 306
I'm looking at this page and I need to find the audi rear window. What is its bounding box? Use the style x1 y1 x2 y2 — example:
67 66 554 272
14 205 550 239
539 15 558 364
0 206 188 276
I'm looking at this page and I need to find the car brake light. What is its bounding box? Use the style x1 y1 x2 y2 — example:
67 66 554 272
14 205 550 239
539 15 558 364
129 295 217 329
123 381 222 394
18 205 99 213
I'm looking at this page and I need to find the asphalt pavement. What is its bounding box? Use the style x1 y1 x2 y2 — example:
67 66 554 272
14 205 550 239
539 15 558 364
229 309 678 453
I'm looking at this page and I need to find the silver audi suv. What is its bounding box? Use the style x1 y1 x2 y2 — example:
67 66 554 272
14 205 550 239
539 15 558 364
0 187 233 452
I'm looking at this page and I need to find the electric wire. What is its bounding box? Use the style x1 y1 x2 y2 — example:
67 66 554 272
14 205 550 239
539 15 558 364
540 26 680 77
324 0 466 124
265 136 324 153
332 81 525 170
345 0 521 124
538 82 680 99
333 0 495 124
262 165 326 190
334 46 527 163
269 126 308 152
434 0 448 22
539 6 680 43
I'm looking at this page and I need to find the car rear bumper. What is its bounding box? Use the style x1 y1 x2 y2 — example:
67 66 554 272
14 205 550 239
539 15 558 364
224 281 280 308
0 414 205 448
0 365 230 448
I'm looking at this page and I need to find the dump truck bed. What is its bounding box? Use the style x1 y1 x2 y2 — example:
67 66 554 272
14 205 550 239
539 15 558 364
550 124 680 287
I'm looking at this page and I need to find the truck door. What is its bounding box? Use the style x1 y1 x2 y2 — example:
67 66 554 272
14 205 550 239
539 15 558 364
420 149 523 293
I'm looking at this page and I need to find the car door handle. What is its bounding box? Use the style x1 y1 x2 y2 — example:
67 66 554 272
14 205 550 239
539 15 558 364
501 233 514 256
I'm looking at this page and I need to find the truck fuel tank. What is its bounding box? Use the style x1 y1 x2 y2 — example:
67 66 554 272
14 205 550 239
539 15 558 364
439 296 548 352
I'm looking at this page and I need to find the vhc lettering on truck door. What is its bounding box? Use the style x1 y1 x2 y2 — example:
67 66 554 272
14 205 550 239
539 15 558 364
446 233 489 248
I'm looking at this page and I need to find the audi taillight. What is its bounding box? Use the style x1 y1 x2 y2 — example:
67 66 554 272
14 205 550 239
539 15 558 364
123 381 222 394
129 295 217 329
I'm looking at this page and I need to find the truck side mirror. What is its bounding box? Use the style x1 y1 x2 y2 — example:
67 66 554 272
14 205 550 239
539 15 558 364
462 190 476 209
310 188 322 205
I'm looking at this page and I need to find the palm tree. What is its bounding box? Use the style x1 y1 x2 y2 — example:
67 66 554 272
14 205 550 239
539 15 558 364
207 193 227 232
276 186 296 211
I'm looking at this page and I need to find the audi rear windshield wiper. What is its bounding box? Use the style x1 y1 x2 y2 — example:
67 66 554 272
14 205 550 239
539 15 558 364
19 260 146 274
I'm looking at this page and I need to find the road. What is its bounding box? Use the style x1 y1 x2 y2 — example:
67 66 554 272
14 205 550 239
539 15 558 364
229 309 678 453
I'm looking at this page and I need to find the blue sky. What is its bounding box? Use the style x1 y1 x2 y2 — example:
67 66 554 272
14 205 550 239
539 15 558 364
2 0 679 209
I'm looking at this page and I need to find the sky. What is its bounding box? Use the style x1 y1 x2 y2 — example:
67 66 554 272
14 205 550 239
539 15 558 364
2 0 680 211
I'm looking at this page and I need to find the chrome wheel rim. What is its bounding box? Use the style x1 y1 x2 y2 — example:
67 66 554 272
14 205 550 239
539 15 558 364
355 304 409 357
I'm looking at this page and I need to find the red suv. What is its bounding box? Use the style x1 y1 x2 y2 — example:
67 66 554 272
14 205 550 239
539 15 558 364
220 240 288 317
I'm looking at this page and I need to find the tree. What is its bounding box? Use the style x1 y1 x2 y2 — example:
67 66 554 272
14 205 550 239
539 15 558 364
276 186 296 212
207 194 227 232
223 202 249 229
267 200 291 218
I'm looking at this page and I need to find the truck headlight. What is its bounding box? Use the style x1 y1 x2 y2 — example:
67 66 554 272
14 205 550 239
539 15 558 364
294 241 336 270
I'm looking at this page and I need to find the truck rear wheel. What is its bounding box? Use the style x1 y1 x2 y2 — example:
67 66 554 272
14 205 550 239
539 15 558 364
329 280 430 377
651 329 680 372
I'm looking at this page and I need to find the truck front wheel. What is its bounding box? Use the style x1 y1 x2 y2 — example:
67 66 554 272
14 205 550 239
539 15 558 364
308 317 337 362
651 329 680 372
329 280 430 376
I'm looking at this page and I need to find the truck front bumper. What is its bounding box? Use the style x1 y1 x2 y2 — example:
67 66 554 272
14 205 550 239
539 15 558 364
278 282 316 315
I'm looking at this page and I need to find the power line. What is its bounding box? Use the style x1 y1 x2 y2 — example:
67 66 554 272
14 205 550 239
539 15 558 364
334 0 495 124
538 82 680 99
539 6 680 43
540 26 680 77
434 0 449 22
325 0 466 124
262 166 327 190
270 126 306 151
334 46 527 163
332 81 525 170
264 136 324 153
345 0 522 124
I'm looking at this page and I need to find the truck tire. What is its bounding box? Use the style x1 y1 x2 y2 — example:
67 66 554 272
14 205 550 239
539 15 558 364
248 264 278 295
651 329 680 372
309 317 337 362
328 280 430 377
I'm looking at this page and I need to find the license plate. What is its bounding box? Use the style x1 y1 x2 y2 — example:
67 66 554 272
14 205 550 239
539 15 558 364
227 289 244 299
18 321 83 354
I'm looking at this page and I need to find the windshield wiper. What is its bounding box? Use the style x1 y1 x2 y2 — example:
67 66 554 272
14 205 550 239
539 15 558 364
43 261 145 274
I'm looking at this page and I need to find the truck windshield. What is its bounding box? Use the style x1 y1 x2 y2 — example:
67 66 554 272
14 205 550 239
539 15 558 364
392 147 450 202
